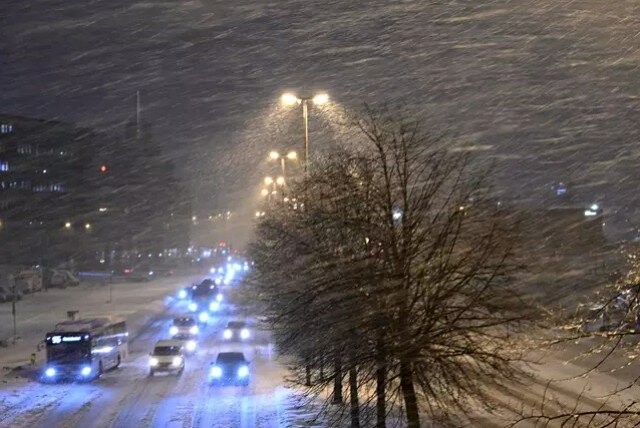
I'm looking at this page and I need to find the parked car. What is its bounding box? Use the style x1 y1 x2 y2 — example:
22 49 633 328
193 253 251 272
49 269 80 288
15 268 43 294
0 286 23 303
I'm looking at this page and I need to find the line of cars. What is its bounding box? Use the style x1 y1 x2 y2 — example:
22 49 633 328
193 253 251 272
149 274 254 386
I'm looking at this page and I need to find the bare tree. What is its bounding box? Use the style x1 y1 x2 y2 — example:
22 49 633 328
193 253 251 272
250 107 529 427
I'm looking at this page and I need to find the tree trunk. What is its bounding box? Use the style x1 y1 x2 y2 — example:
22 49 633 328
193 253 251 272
349 366 360 427
333 354 343 403
305 363 311 387
376 359 386 428
400 360 420 428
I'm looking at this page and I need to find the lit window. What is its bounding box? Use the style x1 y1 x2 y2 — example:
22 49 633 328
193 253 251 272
17 144 32 154
0 124 13 134
0 161 8 171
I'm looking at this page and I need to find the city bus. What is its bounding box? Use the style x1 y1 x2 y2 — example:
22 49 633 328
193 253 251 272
42 316 128 381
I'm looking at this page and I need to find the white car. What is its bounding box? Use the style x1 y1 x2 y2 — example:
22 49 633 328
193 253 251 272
170 315 199 337
149 340 186 376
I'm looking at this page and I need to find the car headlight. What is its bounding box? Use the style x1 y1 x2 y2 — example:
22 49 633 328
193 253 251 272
237 365 249 378
210 365 222 378
190 325 199 334
45 367 56 377
209 301 220 311
170 326 179 336
223 329 232 339
240 328 250 340
210 267 215 274
172 356 182 366
216 293 223 302
81 366 92 376
178 290 187 299
188 302 198 312
150 357 159 367
198 312 209 323
186 341 196 351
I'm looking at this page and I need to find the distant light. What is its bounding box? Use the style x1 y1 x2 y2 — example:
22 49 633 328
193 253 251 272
98 207 107 212
264 176 274 185
64 222 72 229
260 188 269 197
81 366 92 376
170 326 179 336
192 216 197 222
100 165 107 173
584 210 598 217
269 151 280 160
178 289 187 299
392 210 402 220
45 367 56 377
590 204 599 211
286 151 298 160
276 176 285 186
210 365 222 378
223 329 232 339
188 302 197 312
312 93 329 105
84 223 91 230
186 341 196 352
281 93 299 106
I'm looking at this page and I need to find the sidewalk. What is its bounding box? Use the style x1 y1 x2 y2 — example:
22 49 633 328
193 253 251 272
0 274 201 375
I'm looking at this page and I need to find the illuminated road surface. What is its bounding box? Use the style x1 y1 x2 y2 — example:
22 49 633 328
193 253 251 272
0 292 320 428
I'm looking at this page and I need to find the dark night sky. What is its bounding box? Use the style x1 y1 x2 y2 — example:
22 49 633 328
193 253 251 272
2 0 640 219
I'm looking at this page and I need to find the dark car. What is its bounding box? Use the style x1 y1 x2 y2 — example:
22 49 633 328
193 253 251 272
208 352 250 386
222 321 250 341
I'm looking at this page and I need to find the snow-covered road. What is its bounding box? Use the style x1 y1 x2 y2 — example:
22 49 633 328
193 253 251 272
0 284 320 428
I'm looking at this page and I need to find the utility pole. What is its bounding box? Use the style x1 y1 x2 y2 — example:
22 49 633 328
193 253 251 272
11 273 17 343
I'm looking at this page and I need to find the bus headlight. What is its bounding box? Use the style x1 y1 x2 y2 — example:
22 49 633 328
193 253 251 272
240 328 250 340
170 326 179 336
223 329 232 339
81 366 92 376
210 365 222 378
45 367 56 377
216 293 223 302
188 302 197 312
186 340 196 352
150 357 159 367
198 312 209 323
190 325 199 335
172 356 183 366
209 301 220 311
237 365 249 378
178 289 187 299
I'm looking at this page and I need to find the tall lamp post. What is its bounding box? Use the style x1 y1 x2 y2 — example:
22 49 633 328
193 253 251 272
268 150 298 185
281 93 329 171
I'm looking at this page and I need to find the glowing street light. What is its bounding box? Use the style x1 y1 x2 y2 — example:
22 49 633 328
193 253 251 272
268 150 298 184
264 176 274 186
260 188 269 197
64 222 72 229
280 92 329 170
85 223 91 230
276 176 285 186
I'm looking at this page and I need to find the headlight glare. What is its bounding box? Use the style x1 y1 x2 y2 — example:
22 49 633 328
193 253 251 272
81 366 92 376
210 365 222 378
172 356 182 366
45 367 56 377
170 326 179 336
237 365 249 378
150 357 159 366
240 328 250 340
223 329 232 339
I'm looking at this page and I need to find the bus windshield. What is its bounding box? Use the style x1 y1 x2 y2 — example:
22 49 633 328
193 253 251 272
47 342 91 363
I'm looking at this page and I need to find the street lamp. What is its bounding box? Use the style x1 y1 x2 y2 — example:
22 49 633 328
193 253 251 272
268 150 298 183
276 176 285 186
281 92 329 170
64 222 72 229
264 176 274 186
